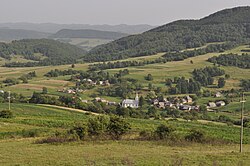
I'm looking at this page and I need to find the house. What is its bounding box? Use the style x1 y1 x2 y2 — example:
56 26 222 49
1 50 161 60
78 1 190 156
122 93 139 108
216 101 226 107
108 102 117 106
175 103 182 109
163 98 168 102
207 102 217 108
215 92 222 98
81 100 88 103
99 81 104 85
66 89 76 94
181 98 187 104
185 96 193 103
100 99 108 103
103 80 110 86
152 99 159 105
158 102 165 108
94 97 102 102
0 90 4 93
165 101 173 107
179 105 191 111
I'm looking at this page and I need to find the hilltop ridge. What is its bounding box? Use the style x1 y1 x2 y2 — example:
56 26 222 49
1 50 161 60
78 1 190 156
87 6 250 62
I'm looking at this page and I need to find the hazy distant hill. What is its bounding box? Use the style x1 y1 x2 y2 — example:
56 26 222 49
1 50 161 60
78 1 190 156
0 28 50 42
87 6 250 62
51 29 128 40
0 23 156 34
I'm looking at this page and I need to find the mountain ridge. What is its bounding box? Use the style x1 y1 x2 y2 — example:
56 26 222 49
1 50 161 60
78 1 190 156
0 28 50 42
50 29 128 40
86 6 250 62
0 23 156 34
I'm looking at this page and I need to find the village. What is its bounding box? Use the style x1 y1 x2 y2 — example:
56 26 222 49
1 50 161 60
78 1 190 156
56 80 227 112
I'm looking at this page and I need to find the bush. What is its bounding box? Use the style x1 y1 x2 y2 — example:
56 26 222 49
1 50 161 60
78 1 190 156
68 124 88 140
21 129 41 138
87 116 110 138
155 124 175 140
36 136 78 144
107 115 131 140
139 130 153 140
185 129 205 142
0 110 13 118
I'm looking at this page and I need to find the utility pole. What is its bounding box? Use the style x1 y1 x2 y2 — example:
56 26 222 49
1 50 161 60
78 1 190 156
240 92 245 153
8 91 11 110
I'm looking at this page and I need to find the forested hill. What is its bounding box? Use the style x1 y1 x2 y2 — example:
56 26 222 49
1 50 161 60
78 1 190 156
50 29 128 40
0 28 50 42
0 39 86 67
86 6 250 62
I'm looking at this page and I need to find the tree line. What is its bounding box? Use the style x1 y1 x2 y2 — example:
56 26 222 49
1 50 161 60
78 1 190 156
44 69 81 77
208 53 250 69
162 42 237 62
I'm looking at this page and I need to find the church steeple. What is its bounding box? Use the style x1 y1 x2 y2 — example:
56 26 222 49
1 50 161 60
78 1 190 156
135 92 139 101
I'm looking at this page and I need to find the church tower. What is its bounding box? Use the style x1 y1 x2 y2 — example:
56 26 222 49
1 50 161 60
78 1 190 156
135 92 139 101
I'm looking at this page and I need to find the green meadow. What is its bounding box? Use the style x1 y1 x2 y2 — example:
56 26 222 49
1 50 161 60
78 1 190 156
0 103 250 165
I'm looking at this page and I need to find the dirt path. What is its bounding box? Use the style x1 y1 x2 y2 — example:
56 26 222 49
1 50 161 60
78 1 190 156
38 104 100 115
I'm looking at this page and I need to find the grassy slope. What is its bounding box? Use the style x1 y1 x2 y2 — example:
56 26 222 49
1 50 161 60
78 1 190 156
0 103 250 165
1 46 249 94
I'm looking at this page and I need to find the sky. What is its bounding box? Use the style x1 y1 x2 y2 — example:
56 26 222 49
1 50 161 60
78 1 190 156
0 0 249 25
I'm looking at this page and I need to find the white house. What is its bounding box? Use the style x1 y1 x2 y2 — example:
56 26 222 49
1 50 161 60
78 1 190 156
215 92 222 98
122 93 139 108
207 102 217 108
0 90 4 94
216 101 226 107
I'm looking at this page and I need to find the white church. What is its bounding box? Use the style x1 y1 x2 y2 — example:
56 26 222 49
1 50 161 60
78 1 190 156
121 93 139 108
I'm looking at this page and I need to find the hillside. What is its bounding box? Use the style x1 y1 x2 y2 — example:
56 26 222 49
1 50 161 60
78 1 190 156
50 29 128 40
87 6 250 62
0 28 50 42
0 39 86 67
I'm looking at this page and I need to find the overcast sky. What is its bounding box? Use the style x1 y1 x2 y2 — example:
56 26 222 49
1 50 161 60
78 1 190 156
0 0 249 25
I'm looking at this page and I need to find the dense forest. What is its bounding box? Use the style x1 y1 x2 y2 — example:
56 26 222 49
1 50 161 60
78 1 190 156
0 39 86 67
86 7 250 62
208 53 250 69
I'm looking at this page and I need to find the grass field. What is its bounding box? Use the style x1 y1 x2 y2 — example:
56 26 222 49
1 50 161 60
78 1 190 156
0 103 250 165
1 139 250 166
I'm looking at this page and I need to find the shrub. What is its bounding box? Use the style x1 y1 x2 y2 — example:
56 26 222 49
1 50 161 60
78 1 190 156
21 129 41 138
87 116 110 137
185 129 205 142
0 110 13 118
155 124 175 140
36 136 78 144
68 124 88 140
139 130 153 140
107 115 131 140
